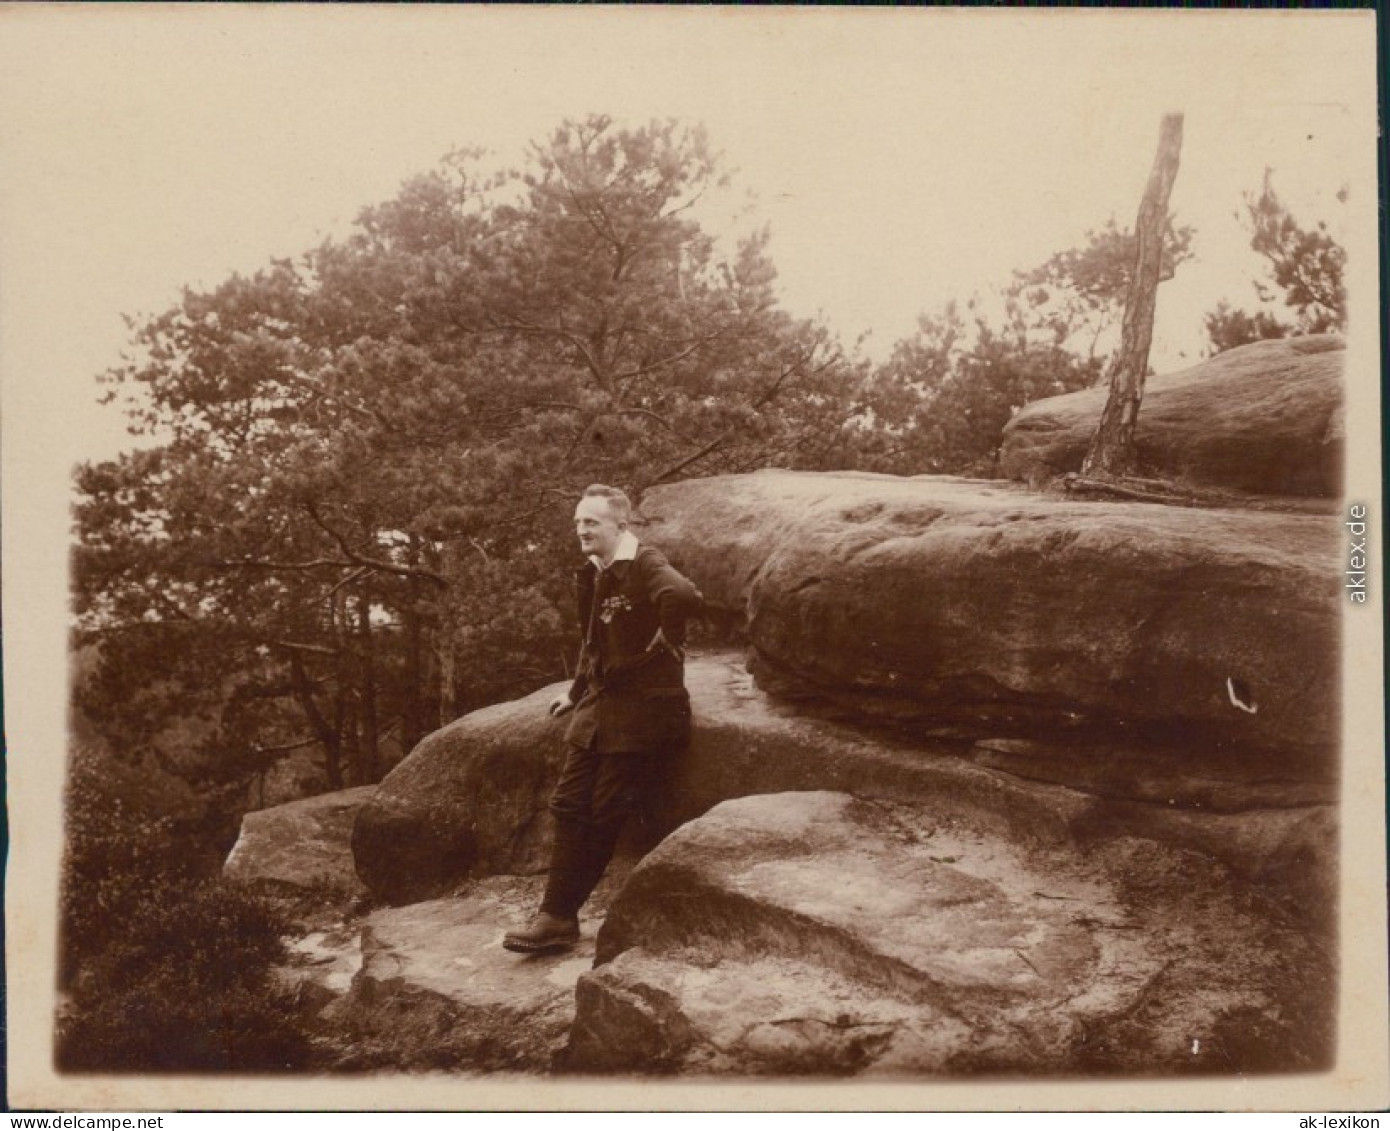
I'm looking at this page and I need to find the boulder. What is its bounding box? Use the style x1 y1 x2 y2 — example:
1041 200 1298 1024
640 470 1340 768
329 875 609 1072
352 652 1333 919
566 792 1332 1076
996 335 1344 494
224 785 376 896
350 689 571 905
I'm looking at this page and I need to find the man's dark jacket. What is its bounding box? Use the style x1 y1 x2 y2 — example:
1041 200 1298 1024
563 543 703 755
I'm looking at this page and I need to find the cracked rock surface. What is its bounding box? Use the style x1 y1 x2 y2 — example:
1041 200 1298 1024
322 874 624 1072
566 792 1332 1076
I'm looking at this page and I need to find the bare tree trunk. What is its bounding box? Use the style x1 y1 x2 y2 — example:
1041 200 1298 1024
439 629 458 726
434 539 458 725
330 588 361 786
402 595 424 753
289 652 342 790
358 589 380 783
401 538 427 752
337 676 360 785
1082 112 1184 479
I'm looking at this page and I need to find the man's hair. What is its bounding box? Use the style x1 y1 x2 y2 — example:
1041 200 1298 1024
581 483 632 524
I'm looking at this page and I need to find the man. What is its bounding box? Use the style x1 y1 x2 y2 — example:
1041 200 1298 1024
503 483 703 953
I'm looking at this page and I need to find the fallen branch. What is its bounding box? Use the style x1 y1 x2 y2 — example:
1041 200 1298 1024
1061 473 1194 507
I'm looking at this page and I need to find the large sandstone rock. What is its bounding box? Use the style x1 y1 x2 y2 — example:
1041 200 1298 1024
328 876 609 1072
997 335 1344 494
641 471 1340 769
224 785 376 896
352 653 1333 920
566 793 1332 1076
350 690 571 905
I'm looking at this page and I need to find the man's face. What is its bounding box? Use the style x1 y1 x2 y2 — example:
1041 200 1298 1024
574 496 625 563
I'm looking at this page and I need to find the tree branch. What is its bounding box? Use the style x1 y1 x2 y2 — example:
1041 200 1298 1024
270 639 340 656
303 502 449 587
645 362 804 486
276 368 381 424
648 432 729 486
492 496 567 532
210 556 354 574
326 566 371 602
611 332 724 387
488 313 609 387
251 735 321 756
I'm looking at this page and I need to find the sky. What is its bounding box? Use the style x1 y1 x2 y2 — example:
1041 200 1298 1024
0 6 1375 470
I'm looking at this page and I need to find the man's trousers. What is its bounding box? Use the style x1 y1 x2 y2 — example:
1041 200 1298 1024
539 739 664 919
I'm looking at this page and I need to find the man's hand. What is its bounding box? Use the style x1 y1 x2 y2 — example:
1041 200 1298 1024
645 627 685 662
548 692 575 718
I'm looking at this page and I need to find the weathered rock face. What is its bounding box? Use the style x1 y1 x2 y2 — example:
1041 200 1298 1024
350 652 1334 922
567 793 1332 1076
350 691 572 905
327 876 613 1072
224 785 376 896
641 471 1340 772
996 335 1344 494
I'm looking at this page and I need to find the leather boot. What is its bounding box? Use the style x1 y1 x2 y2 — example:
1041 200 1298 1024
503 910 580 954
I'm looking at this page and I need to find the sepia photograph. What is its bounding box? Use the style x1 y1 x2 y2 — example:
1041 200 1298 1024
1 4 1384 1113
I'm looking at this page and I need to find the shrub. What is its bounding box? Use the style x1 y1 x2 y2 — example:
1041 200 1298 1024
58 746 310 1072
57 876 311 1072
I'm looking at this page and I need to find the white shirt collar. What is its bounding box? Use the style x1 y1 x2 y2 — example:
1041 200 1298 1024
589 529 639 571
